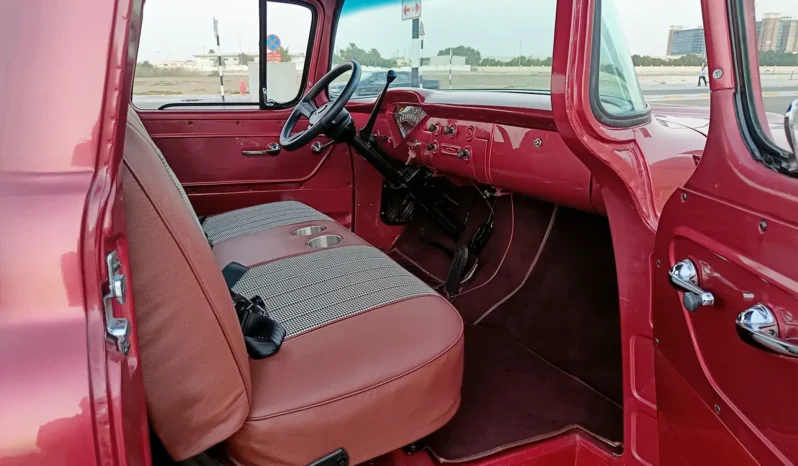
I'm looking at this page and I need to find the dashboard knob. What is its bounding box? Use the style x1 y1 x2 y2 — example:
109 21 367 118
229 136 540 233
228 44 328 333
428 123 440 133
427 142 438 152
457 148 471 160
443 125 456 136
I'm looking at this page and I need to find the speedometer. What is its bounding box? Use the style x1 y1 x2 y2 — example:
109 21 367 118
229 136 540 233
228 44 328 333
393 105 427 138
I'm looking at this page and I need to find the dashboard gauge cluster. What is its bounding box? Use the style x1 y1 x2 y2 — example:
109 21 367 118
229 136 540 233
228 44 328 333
393 105 427 138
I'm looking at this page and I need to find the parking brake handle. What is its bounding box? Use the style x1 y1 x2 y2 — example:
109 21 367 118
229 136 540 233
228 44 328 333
360 70 397 140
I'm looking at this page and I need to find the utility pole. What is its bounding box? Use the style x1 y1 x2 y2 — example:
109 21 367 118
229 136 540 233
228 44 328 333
411 18 420 87
449 48 453 89
213 18 226 102
519 41 523 67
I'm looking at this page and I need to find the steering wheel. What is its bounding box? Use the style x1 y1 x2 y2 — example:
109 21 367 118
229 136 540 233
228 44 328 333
280 61 361 151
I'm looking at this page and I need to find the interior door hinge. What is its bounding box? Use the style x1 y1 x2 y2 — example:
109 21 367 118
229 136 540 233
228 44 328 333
104 250 130 355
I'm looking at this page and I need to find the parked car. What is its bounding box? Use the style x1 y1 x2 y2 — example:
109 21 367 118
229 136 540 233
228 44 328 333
329 70 440 99
2 0 797 465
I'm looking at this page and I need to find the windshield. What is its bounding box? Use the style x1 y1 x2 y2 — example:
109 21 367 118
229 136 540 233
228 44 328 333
332 0 557 95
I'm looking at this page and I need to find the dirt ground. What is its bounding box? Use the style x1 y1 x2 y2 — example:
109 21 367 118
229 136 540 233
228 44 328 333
132 67 798 96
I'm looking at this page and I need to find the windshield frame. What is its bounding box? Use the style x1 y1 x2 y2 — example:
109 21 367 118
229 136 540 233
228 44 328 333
589 0 652 128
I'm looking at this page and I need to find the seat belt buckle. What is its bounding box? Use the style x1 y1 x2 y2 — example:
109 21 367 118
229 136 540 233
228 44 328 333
233 294 268 317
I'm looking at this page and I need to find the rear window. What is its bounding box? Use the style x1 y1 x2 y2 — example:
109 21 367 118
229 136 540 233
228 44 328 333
331 0 557 97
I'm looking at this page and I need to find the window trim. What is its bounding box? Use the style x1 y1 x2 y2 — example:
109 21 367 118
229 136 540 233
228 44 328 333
589 0 652 128
726 0 794 173
259 0 318 110
133 0 316 111
325 0 347 99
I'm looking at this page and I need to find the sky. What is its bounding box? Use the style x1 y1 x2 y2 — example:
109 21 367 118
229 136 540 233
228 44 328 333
137 0 798 62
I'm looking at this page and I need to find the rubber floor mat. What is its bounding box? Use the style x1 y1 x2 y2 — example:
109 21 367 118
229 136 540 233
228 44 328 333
425 325 623 462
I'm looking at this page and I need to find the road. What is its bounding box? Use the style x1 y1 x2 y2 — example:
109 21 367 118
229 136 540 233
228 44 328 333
644 87 798 114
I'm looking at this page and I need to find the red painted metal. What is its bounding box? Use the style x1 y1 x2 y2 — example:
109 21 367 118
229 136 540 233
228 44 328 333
648 0 798 456
550 0 677 462
139 116 345 186
137 111 355 226
0 0 148 466
6 0 786 463
347 96 598 214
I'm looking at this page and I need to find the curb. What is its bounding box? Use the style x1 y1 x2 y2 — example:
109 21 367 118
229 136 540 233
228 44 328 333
645 90 798 102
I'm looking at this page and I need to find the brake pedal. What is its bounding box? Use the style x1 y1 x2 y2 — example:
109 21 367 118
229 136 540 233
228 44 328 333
444 245 469 298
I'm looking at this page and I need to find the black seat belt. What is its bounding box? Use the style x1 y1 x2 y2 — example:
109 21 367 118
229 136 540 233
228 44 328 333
222 262 286 359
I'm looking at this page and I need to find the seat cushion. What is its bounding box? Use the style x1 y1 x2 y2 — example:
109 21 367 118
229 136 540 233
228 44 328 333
224 245 464 465
203 201 332 245
211 219 365 269
230 245 440 338
226 293 464 466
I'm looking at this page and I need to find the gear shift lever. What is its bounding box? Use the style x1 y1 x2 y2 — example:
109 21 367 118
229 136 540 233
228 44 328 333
360 70 397 140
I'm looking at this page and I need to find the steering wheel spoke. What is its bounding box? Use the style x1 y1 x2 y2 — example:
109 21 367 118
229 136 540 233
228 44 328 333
298 100 317 118
285 129 307 145
280 61 361 151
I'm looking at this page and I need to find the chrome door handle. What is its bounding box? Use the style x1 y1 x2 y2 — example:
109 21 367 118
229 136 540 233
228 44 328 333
242 142 280 156
737 304 798 357
669 259 715 312
311 140 334 154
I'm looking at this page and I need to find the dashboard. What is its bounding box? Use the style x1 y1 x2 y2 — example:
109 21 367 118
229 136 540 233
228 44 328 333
351 89 604 214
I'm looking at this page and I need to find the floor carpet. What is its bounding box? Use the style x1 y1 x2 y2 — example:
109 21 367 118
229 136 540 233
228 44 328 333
424 325 623 462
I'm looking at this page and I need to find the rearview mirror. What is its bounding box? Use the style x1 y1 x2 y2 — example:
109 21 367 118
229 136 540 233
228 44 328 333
786 99 798 157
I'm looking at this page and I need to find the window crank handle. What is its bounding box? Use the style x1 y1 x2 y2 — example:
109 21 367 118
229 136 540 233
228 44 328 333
668 259 715 312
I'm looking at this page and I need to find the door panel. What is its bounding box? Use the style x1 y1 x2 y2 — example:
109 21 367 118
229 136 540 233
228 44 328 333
137 110 354 225
654 190 798 465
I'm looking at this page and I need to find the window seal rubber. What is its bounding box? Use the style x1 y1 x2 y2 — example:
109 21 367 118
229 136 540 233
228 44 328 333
726 0 795 174
589 0 652 128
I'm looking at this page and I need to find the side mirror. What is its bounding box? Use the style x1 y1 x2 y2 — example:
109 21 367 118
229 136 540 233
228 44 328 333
786 99 798 157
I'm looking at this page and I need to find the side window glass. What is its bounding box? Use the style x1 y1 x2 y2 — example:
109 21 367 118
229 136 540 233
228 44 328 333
592 0 707 127
264 2 312 105
739 1 798 155
133 0 311 110
594 0 647 121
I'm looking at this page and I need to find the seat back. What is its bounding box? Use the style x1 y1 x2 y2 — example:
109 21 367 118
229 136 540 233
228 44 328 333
122 107 251 459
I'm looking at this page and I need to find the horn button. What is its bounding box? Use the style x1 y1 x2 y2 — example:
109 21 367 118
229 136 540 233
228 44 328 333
309 102 331 126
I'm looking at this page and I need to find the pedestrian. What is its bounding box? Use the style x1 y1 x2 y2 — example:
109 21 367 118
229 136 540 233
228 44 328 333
698 64 708 87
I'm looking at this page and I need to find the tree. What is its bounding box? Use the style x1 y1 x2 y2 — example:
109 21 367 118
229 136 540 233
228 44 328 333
631 54 707 67
237 53 251 65
208 48 215 54
759 50 798 66
479 56 552 67
438 46 481 66
334 43 395 67
276 46 292 62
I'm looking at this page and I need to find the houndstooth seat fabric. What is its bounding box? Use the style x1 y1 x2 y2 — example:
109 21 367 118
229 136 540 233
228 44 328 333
231 245 439 338
202 201 332 245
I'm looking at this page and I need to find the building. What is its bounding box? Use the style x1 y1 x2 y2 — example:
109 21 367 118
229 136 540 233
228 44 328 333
422 55 467 67
756 14 798 53
758 13 783 51
778 18 798 53
193 52 257 69
666 26 706 56
669 14 798 57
